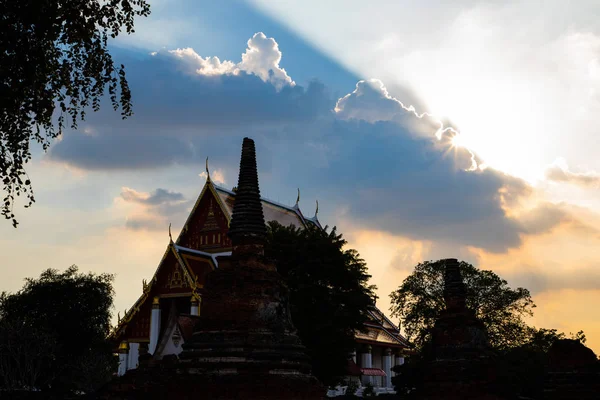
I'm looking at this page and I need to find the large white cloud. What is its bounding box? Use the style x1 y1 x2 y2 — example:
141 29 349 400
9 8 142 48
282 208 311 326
168 32 294 90
334 79 458 140
247 0 600 187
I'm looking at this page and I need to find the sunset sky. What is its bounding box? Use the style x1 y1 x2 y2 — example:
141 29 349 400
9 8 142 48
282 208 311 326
2 0 600 352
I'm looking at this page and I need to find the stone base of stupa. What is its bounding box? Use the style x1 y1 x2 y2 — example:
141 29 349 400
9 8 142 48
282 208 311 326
98 363 324 400
417 358 503 400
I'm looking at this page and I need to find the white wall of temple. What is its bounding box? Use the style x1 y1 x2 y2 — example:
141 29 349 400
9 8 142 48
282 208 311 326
161 332 184 357
118 351 128 376
371 346 383 387
127 343 139 370
360 347 372 386
149 299 161 354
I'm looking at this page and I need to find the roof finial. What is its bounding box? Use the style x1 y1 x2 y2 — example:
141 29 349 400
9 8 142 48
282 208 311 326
205 157 211 182
169 223 173 243
295 188 300 207
314 200 319 217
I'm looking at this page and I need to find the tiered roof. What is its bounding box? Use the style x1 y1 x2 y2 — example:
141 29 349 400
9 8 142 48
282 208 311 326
354 308 411 349
111 160 408 351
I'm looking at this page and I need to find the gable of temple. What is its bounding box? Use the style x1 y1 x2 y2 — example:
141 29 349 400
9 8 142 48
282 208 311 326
176 181 232 252
354 308 411 349
110 243 216 344
112 175 410 370
176 177 322 254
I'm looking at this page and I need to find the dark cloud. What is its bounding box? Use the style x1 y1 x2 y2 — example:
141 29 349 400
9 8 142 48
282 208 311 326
265 118 528 252
47 49 333 170
50 128 196 170
121 187 185 205
45 43 590 252
506 265 600 296
120 187 191 231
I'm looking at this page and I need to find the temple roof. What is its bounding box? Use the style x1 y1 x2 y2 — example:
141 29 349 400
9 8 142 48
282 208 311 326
109 241 217 342
176 167 321 246
215 185 321 229
354 308 412 348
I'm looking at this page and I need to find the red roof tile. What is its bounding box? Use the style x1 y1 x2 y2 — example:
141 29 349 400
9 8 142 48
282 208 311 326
361 368 386 376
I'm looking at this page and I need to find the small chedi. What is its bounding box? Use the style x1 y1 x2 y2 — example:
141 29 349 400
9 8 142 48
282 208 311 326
543 338 600 400
417 258 500 400
100 138 323 399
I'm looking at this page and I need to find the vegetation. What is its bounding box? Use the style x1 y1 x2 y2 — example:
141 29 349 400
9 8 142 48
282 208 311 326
495 328 590 399
0 0 150 227
0 266 115 394
265 221 377 387
389 259 593 399
389 259 535 350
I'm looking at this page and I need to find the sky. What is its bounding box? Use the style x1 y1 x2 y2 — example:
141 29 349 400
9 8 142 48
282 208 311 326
2 0 600 352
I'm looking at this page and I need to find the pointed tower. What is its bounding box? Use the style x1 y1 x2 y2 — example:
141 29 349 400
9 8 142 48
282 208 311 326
175 138 323 399
227 137 267 247
419 259 500 400
97 138 323 400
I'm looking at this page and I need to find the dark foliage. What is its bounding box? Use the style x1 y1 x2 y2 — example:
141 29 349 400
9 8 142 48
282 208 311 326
0 0 150 227
389 260 535 350
494 328 590 399
390 344 430 398
265 221 377 387
388 259 590 400
0 266 115 394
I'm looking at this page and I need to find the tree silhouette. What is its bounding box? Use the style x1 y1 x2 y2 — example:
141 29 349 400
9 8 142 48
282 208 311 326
0 265 115 394
0 0 150 227
389 259 535 350
265 221 377 387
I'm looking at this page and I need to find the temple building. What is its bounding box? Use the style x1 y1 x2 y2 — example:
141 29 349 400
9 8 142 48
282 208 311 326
111 158 410 395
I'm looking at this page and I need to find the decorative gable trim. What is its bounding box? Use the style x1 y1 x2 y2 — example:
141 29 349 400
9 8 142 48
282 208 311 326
109 242 197 341
176 179 231 244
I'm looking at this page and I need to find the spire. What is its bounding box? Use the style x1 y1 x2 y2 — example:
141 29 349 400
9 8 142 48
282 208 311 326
228 138 267 246
168 223 173 243
314 200 319 218
205 157 211 182
442 258 467 312
294 188 300 208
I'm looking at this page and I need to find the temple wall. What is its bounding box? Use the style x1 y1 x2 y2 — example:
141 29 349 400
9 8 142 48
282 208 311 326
127 343 139 370
162 334 184 357
372 346 383 387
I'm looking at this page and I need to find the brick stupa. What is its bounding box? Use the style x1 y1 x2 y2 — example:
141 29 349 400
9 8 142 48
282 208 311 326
99 138 323 399
418 259 502 400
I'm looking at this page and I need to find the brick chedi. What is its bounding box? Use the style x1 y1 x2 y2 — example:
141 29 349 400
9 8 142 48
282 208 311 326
418 258 502 400
99 138 324 399
543 339 600 400
176 137 323 399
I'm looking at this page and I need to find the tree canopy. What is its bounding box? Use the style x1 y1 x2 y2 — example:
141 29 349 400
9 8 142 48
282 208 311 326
389 259 593 399
0 265 115 394
265 221 377 387
389 259 535 350
0 0 150 227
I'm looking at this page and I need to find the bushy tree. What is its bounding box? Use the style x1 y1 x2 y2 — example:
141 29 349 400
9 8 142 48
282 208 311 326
389 260 535 350
265 221 377 387
0 265 115 394
389 259 591 399
0 0 150 227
